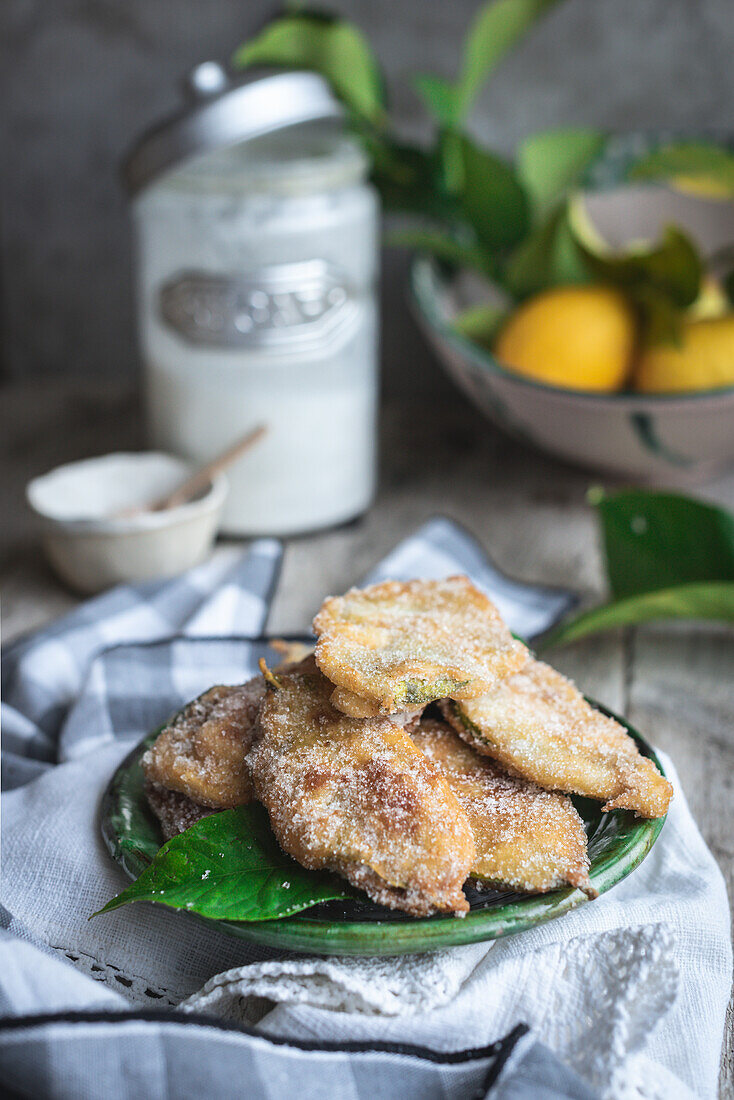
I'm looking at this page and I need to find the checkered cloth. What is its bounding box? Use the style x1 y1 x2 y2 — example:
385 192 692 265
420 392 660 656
2 518 574 792
2 541 283 789
1 519 729 1099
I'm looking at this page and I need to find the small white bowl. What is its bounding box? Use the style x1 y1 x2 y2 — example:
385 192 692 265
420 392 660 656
27 452 228 594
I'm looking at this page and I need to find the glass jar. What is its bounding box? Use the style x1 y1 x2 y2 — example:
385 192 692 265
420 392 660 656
129 73 379 536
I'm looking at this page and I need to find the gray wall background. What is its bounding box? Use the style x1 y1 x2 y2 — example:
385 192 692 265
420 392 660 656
1 0 733 394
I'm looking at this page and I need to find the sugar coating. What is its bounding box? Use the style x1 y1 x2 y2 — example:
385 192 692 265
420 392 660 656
443 656 673 819
248 657 476 917
139 579 666 920
142 678 265 809
314 576 527 716
413 718 592 895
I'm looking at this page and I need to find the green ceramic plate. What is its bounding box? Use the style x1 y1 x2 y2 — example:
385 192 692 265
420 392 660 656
101 701 667 957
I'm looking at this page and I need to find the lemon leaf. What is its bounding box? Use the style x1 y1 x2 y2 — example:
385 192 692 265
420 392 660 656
724 269 734 307
592 489 734 599
454 0 563 121
541 489 734 647
363 133 457 221
387 229 496 277
232 12 385 124
568 216 703 344
413 75 458 128
452 303 507 344
503 202 590 298
570 220 702 309
541 582 734 649
414 1 563 128
518 128 606 216
628 141 734 199
456 136 530 251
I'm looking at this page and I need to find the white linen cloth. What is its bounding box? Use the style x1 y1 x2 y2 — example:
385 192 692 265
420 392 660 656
1 520 731 1099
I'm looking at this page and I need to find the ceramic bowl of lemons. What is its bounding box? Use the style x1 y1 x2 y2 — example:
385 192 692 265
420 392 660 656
411 146 734 484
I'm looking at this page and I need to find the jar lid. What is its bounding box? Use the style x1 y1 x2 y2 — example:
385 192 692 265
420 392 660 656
122 65 345 197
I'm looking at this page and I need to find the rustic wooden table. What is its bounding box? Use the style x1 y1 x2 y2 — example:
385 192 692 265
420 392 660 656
2 378 732 1091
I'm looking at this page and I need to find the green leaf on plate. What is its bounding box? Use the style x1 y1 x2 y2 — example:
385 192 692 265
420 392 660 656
456 135 530 251
591 488 734 599
503 201 590 298
453 0 562 122
232 12 385 123
94 805 353 922
628 141 734 199
541 581 734 648
517 128 606 216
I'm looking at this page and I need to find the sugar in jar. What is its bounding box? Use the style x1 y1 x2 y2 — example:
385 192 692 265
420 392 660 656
125 67 379 536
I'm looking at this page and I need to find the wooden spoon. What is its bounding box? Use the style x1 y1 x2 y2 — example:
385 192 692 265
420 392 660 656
115 424 267 519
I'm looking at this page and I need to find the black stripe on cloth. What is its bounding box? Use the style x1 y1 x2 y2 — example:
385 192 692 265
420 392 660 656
87 631 315 657
0 1008 529 1063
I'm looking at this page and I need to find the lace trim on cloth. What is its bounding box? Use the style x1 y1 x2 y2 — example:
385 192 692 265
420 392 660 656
49 945 180 1008
180 942 492 1019
45 923 687 1098
537 923 680 1100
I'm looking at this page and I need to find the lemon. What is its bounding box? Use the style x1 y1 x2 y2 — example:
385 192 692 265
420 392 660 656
634 315 734 393
670 176 734 201
494 285 636 392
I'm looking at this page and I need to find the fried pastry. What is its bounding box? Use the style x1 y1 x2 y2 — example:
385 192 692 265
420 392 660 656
248 657 476 916
142 677 265 810
313 576 527 717
413 718 593 895
144 782 215 840
329 685 426 735
328 686 384 718
442 656 672 819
